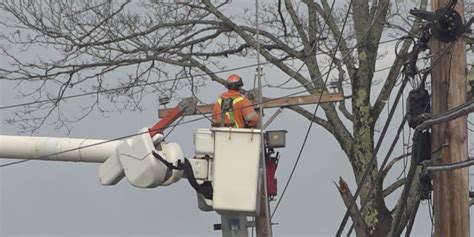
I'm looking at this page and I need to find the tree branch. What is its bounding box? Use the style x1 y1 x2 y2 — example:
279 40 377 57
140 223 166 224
283 0 311 51
404 198 421 237
369 0 390 45
286 106 335 134
202 0 314 92
382 153 411 179
373 0 428 118
383 178 406 197
335 63 353 121
315 1 356 80
336 177 369 237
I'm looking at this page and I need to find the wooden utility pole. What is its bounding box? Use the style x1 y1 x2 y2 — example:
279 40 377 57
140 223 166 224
431 0 470 236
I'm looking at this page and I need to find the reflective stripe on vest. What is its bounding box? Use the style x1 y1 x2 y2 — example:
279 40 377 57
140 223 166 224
217 96 244 128
244 111 257 122
217 97 244 105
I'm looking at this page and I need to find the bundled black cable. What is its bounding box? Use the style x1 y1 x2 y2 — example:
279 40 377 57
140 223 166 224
407 87 431 129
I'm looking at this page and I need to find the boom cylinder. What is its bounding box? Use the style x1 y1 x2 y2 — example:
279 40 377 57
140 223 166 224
0 135 120 163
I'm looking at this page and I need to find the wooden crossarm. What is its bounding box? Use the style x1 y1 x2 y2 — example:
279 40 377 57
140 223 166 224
158 92 344 118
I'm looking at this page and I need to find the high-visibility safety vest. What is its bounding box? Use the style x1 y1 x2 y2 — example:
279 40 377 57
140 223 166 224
217 96 245 128
212 91 259 128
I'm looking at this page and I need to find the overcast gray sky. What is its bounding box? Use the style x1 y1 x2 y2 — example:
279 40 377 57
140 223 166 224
1 1 473 236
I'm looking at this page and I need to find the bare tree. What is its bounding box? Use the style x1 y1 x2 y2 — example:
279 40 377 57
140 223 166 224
1 0 442 236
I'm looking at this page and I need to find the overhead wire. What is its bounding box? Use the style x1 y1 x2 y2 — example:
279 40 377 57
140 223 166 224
270 0 349 219
0 61 283 110
163 116 185 140
335 29 460 236
370 42 460 237
339 73 409 235
0 70 346 169
0 20 394 111
429 198 434 237
0 2 431 197
0 33 403 111
254 0 275 232
268 37 401 90
336 7 427 237
1 7 454 232
0 48 398 112
0 159 30 168
186 65 213 123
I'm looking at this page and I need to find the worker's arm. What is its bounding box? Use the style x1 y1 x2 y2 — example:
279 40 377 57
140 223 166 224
241 98 259 128
212 102 221 127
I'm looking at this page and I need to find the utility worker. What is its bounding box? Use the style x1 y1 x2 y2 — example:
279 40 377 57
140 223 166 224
212 74 259 128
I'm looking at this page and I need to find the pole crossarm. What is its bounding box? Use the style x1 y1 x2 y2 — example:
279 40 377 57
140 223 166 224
158 92 344 118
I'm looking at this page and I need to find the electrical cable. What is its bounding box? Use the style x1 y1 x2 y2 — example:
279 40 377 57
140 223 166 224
0 116 203 168
0 159 30 168
254 0 275 231
428 198 434 237
260 4 341 231
400 90 408 180
391 50 468 235
267 0 337 89
0 48 397 113
336 25 461 236
0 61 283 110
336 73 409 236
1 11 400 112
163 116 185 140
0 33 403 111
186 66 213 123
269 37 400 90
0 75 343 169
0 2 432 188
270 0 352 219
345 111 407 234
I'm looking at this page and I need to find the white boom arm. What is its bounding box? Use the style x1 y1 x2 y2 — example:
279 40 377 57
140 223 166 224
0 135 119 163
0 128 269 237
0 128 185 188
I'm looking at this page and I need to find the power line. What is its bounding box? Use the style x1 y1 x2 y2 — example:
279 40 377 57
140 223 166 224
0 61 281 110
0 117 197 168
0 159 30 168
0 79 336 168
335 73 410 236
0 33 401 111
268 38 401 90
267 0 338 90
335 32 461 236
271 0 352 219
1 48 397 113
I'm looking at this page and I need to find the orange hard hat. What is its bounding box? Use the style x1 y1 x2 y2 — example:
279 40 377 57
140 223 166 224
226 74 243 89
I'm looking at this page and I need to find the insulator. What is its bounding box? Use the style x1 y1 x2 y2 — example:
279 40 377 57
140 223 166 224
159 96 170 105
407 87 431 128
